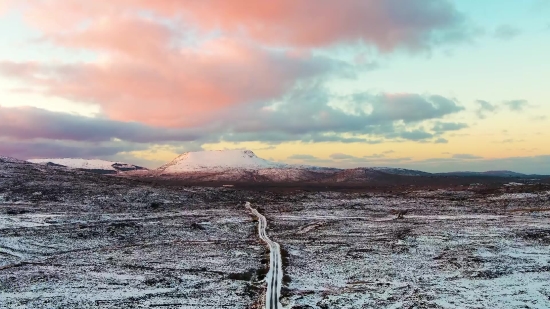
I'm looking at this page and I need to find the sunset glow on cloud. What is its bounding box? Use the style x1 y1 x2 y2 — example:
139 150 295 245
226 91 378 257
0 0 549 172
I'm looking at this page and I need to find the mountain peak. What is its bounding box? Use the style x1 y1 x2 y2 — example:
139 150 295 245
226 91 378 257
157 149 284 174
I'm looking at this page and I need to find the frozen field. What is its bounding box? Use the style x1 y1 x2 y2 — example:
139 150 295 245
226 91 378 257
1 158 549 308
264 190 550 308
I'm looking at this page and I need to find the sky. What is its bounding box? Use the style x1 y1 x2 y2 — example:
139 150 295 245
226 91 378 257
0 0 549 173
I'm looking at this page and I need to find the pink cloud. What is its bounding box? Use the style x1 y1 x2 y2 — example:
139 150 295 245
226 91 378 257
17 0 465 49
2 0 467 128
50 16 172 62
167 0 465 50
1 37 326 127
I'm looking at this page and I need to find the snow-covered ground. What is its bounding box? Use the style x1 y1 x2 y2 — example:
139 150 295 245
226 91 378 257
263 190 550 308
1 156 550 308
28 158 146 173
0 158 266 308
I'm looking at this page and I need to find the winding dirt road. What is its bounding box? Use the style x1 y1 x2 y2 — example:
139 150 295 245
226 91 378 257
246 202 283 309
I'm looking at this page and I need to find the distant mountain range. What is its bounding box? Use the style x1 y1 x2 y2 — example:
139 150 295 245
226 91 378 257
435 171 532 177
19 150 550 182
28 158 147 175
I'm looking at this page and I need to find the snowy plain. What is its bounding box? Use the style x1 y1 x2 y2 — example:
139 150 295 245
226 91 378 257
2 155 550 308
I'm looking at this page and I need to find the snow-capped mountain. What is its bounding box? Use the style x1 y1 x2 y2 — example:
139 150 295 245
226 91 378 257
28 158 147 174
157 150 287 173
155 150 337 182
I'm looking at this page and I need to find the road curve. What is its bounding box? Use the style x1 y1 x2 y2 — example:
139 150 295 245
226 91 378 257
246 202 283 309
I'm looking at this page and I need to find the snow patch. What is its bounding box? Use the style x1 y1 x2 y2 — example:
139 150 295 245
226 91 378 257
28 158 145 173
489 193 540 200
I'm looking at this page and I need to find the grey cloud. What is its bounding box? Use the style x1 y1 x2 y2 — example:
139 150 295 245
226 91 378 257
363 154 386 158
532 115 547 121
0 138 146 160
219 83 464 144
452 154 483 159
0 106 206 143
476 100 497 118
477 100 496 111
219 131 378 144
434 138 448 144
370 157 412 163
330 153 358 160
475 99 530 117
1 78 467 151
504 100 529 111
496 138 524 143
399 130 434 141
288 154 318 160
354 93 464 124
494 25 521 40
432 122 468 133
1 83 467 162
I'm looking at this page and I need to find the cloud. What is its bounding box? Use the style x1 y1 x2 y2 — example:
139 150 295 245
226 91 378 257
0 39 331 127
399 130 434 141
495 138 524 144
432 121 468 133
475 99 532 118
0 1 481 162
11 0 469 51
186 0 469 50
434 138 448 144
0 0 474 162
396 155 550 174
363 154 386 159
532 115 547 121
0 138 146 160
494 24 521 40
353 93 464 124
0 1 13 15
504 100 529 111
330 153 358 160
475 100 497 118
451 154 483 159
0 84 465 160
201 83 465 144
288 154 318 160
0 106 208 143
0 0 471 130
